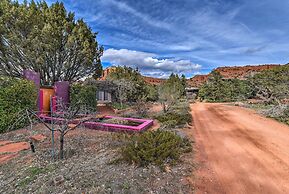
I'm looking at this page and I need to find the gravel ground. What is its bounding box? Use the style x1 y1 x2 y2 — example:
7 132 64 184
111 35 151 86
0 124 194 194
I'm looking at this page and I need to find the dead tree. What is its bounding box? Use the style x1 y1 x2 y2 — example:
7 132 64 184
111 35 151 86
22 98 95 159
7 97 96 159
114 79 135 109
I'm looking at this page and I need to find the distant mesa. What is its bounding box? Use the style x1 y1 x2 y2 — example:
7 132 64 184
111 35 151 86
187 74 209 88
143 76 166 85
187 64 285 87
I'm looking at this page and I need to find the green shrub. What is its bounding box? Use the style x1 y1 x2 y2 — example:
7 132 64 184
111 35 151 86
18 166 54 187
160 120 178 128
261 104 289 125
105 118 131 125
155 101 192 128
70 84 97 111
111 102 130 110
249 65 289 104
199 71 253 102
0 77 37 132
121 130 191 167
146 84 158 101
156 111 191 126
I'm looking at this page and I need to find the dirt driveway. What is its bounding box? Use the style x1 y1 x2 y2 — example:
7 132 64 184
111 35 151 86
191 103 289 194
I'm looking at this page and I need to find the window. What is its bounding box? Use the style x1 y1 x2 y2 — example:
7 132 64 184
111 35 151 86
104 91 108 101
96 91 111 102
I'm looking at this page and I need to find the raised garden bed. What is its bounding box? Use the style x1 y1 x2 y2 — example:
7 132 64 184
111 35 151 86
39 114 153 132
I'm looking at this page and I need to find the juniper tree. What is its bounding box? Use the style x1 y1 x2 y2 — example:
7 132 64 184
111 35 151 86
158 73 185 112
0 0 103 85
198 71 253 102
108 66 148 101
249 65 289 104
114 79 135 109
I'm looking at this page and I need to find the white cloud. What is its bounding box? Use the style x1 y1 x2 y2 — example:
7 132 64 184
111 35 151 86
103 0 171 30
102 48 201 77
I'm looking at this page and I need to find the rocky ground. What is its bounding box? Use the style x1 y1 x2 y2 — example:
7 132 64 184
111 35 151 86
0 123 194 194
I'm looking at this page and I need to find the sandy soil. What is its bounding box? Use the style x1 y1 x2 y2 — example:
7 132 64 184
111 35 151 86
191 103 289 194
0 124 193 194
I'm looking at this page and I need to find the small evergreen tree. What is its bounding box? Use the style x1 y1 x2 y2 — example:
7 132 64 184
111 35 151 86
158 73 185 112
181 74 187 96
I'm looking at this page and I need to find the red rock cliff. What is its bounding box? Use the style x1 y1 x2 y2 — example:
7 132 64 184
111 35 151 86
187 64 284 87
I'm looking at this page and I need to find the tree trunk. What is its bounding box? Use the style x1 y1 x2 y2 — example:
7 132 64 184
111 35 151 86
162 102 167 112
59 133 64 159
120 100 123 110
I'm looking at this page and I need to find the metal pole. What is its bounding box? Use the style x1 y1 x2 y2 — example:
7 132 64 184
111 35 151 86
50 96 55 160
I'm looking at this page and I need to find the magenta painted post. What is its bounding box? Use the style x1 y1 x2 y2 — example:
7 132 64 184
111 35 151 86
51 96 57 112
39 90 44 114
54 81 70 107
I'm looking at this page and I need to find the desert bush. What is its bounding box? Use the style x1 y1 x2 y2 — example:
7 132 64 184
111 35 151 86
260 104 289 124
249 65 289 104
70 84 97 111
172 101 191 112
0 77 37 132
155 101 192 128
111 102 130 110
105 118 131 125
146 84 159 101
121 130 191 167
156 111 191 127
161 120 179 128
134 99 149 117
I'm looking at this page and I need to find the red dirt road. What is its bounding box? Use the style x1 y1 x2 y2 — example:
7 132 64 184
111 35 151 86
191 103 289 194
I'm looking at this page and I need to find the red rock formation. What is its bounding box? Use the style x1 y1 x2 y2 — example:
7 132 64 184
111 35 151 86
187 75 209 87
214 64 281 79
187 64 284 87
99 67 116 80
143 76 165 85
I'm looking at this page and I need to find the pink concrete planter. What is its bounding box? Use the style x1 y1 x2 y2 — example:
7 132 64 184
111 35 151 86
39 114 153 132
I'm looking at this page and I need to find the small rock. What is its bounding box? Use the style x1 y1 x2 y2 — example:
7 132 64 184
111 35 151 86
30 134 46 142
164 165 172 173
53 175 65 186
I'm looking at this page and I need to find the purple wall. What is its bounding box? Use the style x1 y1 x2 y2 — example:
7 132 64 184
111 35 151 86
54 81 70 106
23 70 41 112
23 70 40 88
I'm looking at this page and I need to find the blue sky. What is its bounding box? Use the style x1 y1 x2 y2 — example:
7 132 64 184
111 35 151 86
33 0 289 77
